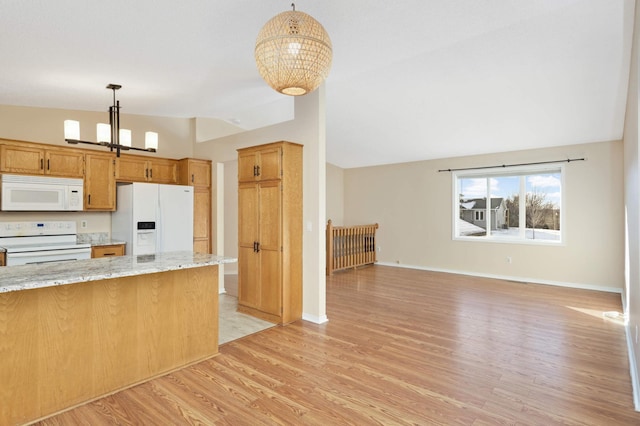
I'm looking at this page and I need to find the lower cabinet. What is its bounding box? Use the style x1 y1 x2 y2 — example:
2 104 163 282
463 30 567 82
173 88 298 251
0 252 5 266
91 244 125 258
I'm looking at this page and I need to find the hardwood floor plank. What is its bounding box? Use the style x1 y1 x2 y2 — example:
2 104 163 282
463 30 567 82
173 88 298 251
37 266 640 425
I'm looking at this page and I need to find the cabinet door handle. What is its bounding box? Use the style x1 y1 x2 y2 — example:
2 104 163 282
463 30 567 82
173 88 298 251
150 168 153 178
191 173 194 183
256 165 260 176
256 241 260 253
47 159 50 170
40 158 44 170
88 194 91 205
145 168 149 178
103 252 116 256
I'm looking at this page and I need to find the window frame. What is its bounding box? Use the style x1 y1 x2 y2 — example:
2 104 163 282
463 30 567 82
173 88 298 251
452 163 565 245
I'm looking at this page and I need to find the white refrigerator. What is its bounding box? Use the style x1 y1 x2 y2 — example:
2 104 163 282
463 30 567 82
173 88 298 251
111 182 194 255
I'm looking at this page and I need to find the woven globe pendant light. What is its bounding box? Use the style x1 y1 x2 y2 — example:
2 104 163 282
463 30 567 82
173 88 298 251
255 3 332 96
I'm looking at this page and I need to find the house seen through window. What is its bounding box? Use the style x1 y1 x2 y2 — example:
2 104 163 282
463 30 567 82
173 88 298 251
454 165 563 243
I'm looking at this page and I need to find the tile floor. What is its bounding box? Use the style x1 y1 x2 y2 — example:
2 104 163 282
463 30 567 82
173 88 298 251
218 293 275 345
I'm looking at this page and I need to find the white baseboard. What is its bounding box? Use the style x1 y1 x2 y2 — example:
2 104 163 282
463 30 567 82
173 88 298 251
302 313 329 324
625 324 640 411
376 262 623 294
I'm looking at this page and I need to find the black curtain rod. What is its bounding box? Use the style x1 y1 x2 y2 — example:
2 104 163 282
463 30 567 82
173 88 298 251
437 157 586 173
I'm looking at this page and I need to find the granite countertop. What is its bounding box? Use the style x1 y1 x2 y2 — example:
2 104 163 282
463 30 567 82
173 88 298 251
0 251 237 293
89 239 126 247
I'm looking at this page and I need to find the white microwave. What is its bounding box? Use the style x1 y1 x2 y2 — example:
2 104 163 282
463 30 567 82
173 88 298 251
1 174 84 211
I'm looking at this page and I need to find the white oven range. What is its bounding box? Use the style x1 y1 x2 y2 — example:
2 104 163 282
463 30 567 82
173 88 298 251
0 221 91 266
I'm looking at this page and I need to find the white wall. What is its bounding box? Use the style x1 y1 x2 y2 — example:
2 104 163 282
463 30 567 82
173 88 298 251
223 160 238 275
344 140 624 292
326 162 344 226
623 0 640 409
0 105 194 159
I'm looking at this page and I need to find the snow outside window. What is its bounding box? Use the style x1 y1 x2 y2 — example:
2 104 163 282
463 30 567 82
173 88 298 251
453 164 563 244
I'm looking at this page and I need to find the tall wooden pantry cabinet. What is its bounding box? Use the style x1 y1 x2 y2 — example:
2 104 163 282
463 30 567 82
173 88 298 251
237 141 302 325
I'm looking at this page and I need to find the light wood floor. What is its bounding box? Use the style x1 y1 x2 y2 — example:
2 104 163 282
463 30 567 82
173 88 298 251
36 266 640 425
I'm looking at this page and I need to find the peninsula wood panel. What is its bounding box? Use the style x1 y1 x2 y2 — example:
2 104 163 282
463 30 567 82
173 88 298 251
0 265 218 426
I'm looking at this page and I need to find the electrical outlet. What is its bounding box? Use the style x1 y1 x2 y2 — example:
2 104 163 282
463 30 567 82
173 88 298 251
506 256 512 264
377 246 381 252
81 220 88 229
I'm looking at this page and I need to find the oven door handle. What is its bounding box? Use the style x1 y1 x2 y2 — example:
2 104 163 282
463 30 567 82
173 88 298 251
7 248 91 258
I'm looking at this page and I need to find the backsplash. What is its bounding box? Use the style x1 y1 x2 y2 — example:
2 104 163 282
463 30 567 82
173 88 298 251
77 232 110 244
0 211 111 235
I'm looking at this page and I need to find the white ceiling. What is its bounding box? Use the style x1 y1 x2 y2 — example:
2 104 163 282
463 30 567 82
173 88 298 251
0 0 634 168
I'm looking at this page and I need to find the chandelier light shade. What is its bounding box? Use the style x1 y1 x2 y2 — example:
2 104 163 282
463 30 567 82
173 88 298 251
255 3 332 96
63 120 80 140
96 123 110 143
64 84 158 157
145 131 158 151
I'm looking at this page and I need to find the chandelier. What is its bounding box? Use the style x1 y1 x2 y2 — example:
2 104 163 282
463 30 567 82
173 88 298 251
64 84 158 158
255 3 332 96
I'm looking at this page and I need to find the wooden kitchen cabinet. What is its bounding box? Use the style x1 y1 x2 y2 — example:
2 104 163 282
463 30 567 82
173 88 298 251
237 142 302 325
193 187 211 252
180 158 211 187
91 244 125 258
179 158 212 253
84 152 116 211
0 140 84 178
46 149 85 177
116 154 178 184
238 145 282 182
0 252 5 266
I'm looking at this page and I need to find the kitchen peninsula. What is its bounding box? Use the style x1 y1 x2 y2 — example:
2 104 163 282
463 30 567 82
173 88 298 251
0 251 236 425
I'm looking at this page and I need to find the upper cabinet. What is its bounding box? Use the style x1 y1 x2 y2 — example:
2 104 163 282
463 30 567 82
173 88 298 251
0 140 84 178
85 152 116 211
179 158 211 187
0 139 210 217
238 145 282 182
116 154 178 184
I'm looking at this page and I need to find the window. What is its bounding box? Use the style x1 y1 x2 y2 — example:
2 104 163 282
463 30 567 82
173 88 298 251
454 164 563 244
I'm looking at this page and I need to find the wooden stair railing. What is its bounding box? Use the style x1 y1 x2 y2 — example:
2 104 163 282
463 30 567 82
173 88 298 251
326 220 379 275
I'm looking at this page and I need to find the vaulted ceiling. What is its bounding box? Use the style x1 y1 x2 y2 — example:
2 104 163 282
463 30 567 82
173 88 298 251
0 0 633 168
